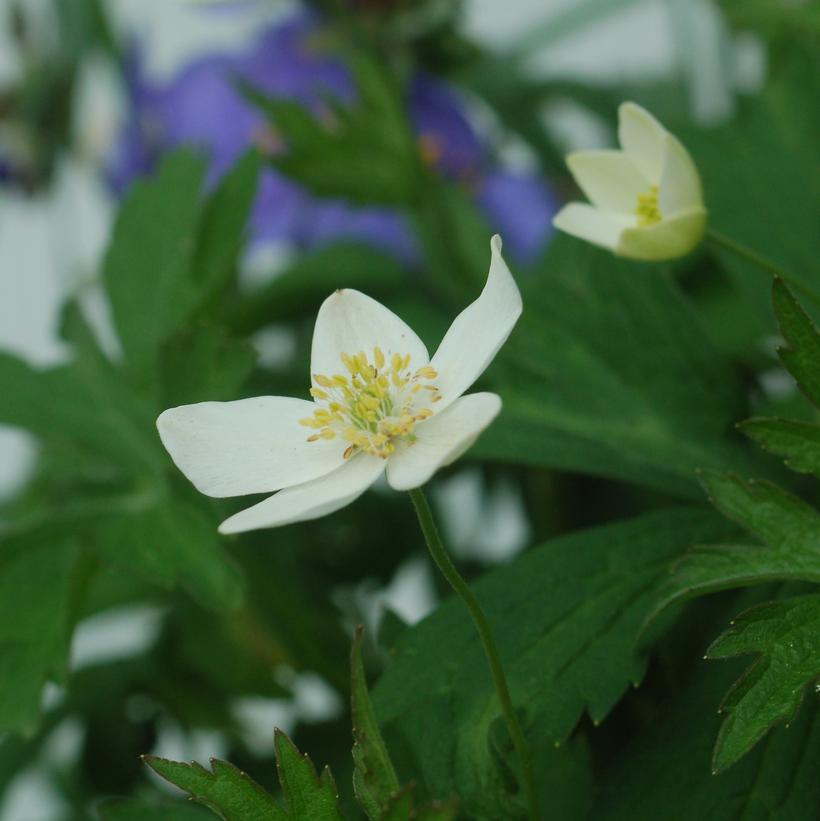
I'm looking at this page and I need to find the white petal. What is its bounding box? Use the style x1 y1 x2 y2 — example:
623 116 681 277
218 452 385 534
566 150 647 211
430 236 521 411
617 102 668 185
386 393 502 491
658 133 704 217
552 203 636 252
310 289 429 378
616 208 708 261
157 397 343 498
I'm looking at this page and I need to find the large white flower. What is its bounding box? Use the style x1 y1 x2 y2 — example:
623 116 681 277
157 236 521 534
553 102 707 261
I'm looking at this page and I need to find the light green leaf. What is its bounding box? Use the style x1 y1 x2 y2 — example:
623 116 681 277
274 729 344 821
103 150 207 384
373 508 735 820
594 656 820 819
707 594 820 771
144 756 286 821
474 236 752 498
351 626 400 820
96 500 244 611
773 278 820 408
739 417 820 478
0 536 77 733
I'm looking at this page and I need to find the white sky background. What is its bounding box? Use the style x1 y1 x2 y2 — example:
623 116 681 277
0 2 755 818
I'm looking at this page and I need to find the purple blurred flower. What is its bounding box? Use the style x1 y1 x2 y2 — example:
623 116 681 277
110 11 557 265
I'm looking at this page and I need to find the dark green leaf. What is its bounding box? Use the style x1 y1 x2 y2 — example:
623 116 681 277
160 324 256 408
144 756 286 821
706 594 820 771
474 237 752 498
351 626 400 819
96 500 244 611
103 150 207 384
739 417 820 478
274 729 344 821
99 798 214 820
594 657 820 819
373 508 734 819
0 536 77 733
773 279 820 408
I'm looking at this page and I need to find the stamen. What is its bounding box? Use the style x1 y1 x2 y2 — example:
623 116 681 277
635 185 662 227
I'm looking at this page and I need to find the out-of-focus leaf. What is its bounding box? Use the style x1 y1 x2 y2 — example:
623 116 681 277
474 236 752 498
773 279 820 408
99 798 213 820
739 417 820 478
145 757 286 821
0 536 77 733
160 324 256 408
648 472 820 622
0 351 163 476
224 243 406 335
351 626 400 819
373 508 735 819
96 500 244 611
192 150 261 313
103 151 207 385
594 658 820 819
244 55 418 205
706 594 820 771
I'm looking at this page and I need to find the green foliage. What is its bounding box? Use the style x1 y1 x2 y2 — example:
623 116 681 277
373 509 735 819
772 277 820 406
739 417 820 478
474 236 752 497
99 799 214 820
706 594 820 771
244 55 418 205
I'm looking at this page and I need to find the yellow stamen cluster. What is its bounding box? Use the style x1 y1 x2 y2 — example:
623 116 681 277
635 185 662 227
300 347 441 459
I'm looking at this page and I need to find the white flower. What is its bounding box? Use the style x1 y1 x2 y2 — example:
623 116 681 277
552 102 707 261
157 236 521 534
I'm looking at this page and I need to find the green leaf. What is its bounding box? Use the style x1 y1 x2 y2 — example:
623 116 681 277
594 656 820 820
144 756 286 821
244 55 418 205
96 500 244 611
739 417 820 478
103 150 207 384
648 472 820 622
473 237 752 498
706 594 820 771
160 324 257 408
0 350 163 477
191 150 261 312
773 279 820 408
372 508 735 819
274 729 345 821
0 536 77 733
351 626 400 819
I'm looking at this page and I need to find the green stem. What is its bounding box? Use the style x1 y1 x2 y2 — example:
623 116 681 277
707 229 820 309
408 488 539 821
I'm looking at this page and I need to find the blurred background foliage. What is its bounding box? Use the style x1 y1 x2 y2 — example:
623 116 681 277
0 0 818 819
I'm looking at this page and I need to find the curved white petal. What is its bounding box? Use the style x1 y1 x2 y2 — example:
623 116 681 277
157 397 343 498
616 208 708 261
566 150 646 211
618 102 668 185
552 203 636 252
386 393 502 491
430 236 521 411
658 133 704 217
310 289 429 378
218 452 385 534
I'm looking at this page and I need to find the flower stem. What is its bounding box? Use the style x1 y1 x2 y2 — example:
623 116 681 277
706 228 820 309
408 488 539 821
